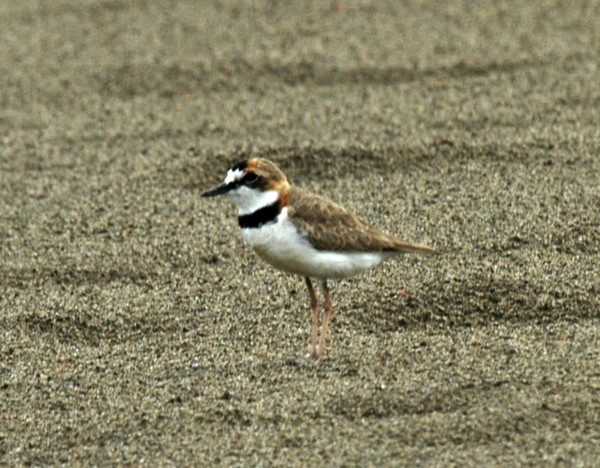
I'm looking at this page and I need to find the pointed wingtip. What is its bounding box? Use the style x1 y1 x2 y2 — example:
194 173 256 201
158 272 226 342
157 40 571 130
393 241 438 256
415 245 438 256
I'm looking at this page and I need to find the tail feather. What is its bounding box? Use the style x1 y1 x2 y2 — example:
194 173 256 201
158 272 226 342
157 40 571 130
390 239 437 255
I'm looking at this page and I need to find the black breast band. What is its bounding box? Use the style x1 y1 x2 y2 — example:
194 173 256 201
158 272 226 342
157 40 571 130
238 201 281 229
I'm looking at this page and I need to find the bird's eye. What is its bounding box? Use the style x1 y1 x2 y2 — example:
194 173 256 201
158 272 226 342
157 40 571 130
243 172 259 184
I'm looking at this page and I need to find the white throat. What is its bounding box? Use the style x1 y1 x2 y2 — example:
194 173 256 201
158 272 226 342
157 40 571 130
229 188 280 215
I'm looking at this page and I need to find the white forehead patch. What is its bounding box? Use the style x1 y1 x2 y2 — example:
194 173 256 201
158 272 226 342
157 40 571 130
224 168 245 185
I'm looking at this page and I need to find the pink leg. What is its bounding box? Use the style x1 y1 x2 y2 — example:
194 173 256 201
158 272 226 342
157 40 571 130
317 280 333 360
305 277 319 360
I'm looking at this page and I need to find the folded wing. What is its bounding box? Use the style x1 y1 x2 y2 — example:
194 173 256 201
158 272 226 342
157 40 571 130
287 188 436 255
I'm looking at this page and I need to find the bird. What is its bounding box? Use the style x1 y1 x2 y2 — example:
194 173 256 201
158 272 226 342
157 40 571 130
202 158 436 361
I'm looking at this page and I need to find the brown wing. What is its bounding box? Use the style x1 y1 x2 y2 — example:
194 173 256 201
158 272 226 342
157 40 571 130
287 187 436 254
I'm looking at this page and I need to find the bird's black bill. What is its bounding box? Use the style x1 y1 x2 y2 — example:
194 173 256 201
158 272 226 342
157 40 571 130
201 182 231 197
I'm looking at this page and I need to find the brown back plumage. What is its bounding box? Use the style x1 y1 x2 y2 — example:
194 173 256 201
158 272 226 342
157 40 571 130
286 187 436 255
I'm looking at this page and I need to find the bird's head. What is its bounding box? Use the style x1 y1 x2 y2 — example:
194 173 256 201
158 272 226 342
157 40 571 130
202 158 290 214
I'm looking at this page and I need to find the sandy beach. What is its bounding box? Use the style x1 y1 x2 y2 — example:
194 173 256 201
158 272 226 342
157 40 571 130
1 1 599 465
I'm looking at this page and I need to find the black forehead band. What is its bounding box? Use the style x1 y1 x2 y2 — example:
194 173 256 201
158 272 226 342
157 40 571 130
230 160 248 172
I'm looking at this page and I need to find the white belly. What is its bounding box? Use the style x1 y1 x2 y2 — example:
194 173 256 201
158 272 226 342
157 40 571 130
241 209 391 279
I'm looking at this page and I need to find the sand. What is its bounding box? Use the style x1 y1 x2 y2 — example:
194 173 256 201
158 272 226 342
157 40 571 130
1 1 599 465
